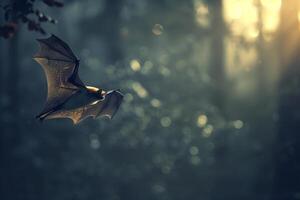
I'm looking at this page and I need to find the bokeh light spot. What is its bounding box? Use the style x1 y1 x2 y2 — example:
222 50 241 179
161 165 172 174
159 66 171 76
132 82 148 98
161 117 172 127
152 184 165 193
151 98 161 108
152 24 164 36
190 156 201 165
189 146 199 155
202 125 214 138
124 93 134 102
233 120 244 129
197 114 208 127
130 59 141 71
89 134 100 149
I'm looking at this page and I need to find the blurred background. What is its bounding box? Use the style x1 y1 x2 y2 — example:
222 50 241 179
0 0 300 199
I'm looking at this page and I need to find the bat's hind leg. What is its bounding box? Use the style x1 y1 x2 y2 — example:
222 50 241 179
36 112 51 122
36 109 57 122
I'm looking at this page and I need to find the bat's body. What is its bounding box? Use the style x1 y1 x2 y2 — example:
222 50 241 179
34 35 123 124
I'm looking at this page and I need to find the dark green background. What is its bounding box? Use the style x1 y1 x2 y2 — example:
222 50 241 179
1 0 300 200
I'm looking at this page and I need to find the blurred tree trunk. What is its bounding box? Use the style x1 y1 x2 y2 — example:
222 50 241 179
1 0 21 131
2 31 20 200
1 0 21 197
208 1 229 200
0 28 3 107
0 30 5 200
256 0 267 92
272 1 300 199
7 32 20 124
252 2 278 198
101 0 124 65
0 12 5 125
209 0 226 111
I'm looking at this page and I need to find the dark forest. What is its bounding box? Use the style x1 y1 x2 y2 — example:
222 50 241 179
1 0 300 200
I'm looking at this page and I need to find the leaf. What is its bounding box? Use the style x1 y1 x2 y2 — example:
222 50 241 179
0 23 17 39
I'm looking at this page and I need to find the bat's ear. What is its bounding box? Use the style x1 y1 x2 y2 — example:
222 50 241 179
115 89 124 96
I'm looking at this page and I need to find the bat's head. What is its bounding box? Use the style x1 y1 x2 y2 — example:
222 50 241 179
98 90 124 119
86 86 105 99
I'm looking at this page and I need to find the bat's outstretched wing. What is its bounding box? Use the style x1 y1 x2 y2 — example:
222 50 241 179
33 34 86 118
44 90 124 124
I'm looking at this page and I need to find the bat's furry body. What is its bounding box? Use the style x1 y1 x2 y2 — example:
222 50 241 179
34 35 123 124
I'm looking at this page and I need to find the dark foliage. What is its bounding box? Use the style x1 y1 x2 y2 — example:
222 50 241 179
0 0 63 38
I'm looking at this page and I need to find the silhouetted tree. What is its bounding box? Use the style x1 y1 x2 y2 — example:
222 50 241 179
273 1 300 199
100 0 124 64
0 1 64 199
204 1 230 200
0 0 63 38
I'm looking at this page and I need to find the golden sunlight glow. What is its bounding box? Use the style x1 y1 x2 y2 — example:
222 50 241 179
262 10 280 34
223 0 281 41
225 37 258 76
278 0 300 65
298 11 300 29
195 1 210 28
223 0 258 41
261 0 281 11
261 0 281 34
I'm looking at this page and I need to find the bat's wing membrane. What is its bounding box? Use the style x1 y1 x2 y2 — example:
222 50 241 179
34 35 85 117
44 90 124 124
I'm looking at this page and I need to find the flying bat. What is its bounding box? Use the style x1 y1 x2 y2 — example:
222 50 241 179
33 34 123 124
